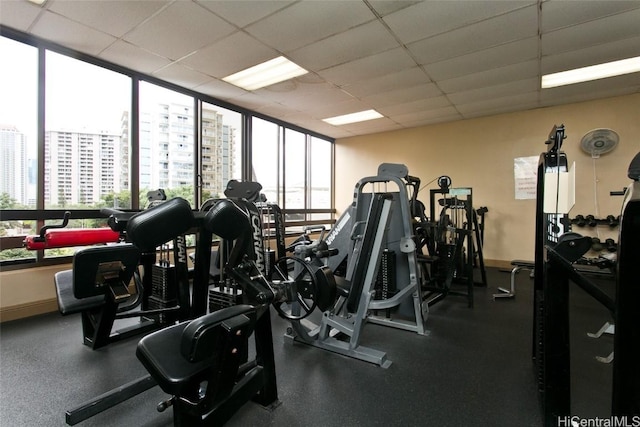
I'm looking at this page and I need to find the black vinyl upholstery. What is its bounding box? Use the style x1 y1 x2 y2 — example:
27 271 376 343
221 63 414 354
136 305 255 397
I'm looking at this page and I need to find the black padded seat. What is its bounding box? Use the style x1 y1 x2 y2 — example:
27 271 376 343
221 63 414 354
136 304 255 397
54 270 104 315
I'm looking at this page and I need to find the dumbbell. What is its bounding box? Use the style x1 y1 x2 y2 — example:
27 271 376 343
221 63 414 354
573 215 586 227
605 238 617 252
585 215 598 227
606 215 619 228
591 237 604 252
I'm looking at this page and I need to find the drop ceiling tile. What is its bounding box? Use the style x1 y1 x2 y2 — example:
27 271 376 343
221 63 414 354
196 0 296 28
338 116 401 134
256 83 354 110
408 5 538 65
448 78 539 105
123 1 235 61
391 105 460 124
361 82 443 107
99 40 171 74
456 91 539 115
399 113 464 128
31 11 116 56
542 7 640 55
180 32 278 79
378 96 453 116
151 62 212 90
424 37 538 81
46 0 170 38
341 66 430 99
193 78 248 102
367 1 422 17
439 60 538 94
384 0 536 45
541 0 640 32
317 47 417 87
0 1 41 31
288 20 399 71
540 73 640 104
541 36 640 74
244 1 374 53
304 98 377 120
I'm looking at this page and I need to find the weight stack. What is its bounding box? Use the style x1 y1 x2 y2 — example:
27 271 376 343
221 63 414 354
374 249 397 317
208 285 243 313
149 263 178 325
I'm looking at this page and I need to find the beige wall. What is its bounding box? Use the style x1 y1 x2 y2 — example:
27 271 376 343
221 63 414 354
335 93 640 263
0 264 67 322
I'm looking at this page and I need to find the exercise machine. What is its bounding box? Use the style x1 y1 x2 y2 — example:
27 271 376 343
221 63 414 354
284 164 429 367
65 188 335 425
532 125 640 425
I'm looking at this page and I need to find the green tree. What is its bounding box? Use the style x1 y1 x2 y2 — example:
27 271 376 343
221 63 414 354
0 192 17 209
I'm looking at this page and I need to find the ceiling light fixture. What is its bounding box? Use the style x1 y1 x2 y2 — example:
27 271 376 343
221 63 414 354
541 56 640 89
27 0 48 5
222 56 308 91
322 109 383 126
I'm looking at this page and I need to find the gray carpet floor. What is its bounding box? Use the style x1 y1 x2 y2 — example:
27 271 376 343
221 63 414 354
0 267 615 426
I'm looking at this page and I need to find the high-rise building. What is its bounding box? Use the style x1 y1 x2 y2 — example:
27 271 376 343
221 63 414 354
0 125 27 206
134 102 236 199
202 108 236 198
44 130 121 207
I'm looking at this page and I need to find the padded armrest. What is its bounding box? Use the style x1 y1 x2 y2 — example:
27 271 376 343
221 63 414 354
181 304 255 362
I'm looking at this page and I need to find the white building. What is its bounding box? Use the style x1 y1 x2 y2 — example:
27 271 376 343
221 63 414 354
0 125 27 205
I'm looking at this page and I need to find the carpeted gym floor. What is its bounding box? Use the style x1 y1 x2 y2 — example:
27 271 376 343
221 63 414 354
0 267 615 426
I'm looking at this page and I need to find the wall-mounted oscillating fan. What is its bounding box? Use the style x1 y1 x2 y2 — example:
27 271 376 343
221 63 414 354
580 128 619 158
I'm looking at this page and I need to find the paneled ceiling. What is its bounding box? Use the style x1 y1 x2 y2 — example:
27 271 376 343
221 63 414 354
1 0 639 139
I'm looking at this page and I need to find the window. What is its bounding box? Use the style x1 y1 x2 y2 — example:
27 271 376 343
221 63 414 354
0 37 37 211
284 128 305 210
0 37 38 261
251 117 281 205
139 82 195 207
201 102 242 203
44 51 131 209
309 136 332 220
0 31 333 267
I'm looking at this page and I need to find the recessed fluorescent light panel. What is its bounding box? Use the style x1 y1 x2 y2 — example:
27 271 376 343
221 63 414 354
323 109 383 126
541 56 640 89
222 56 308 91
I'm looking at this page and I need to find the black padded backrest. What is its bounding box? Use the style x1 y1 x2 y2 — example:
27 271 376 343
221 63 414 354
180 304 255 363
126 197 194 252
203 198 250 240
73 244 140 299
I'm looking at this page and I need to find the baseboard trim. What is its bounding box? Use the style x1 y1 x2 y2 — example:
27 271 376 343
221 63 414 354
0 299 58 323
483 259 515 270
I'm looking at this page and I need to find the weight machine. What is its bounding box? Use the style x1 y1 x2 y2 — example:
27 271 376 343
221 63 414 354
284 164 428 367
532 125 640 425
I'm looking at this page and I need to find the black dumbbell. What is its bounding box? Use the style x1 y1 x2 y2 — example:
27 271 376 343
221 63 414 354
586 215 597 227
606 215 619 228
591 237 603 252
574 215 586 227
605 238 617 252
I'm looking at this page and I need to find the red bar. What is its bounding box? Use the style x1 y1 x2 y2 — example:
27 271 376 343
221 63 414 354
24 228 120 250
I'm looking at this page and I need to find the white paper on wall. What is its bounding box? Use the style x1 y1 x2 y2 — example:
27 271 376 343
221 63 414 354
514 156 539 200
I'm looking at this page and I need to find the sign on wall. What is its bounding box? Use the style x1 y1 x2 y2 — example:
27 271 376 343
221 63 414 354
514 156 539 200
